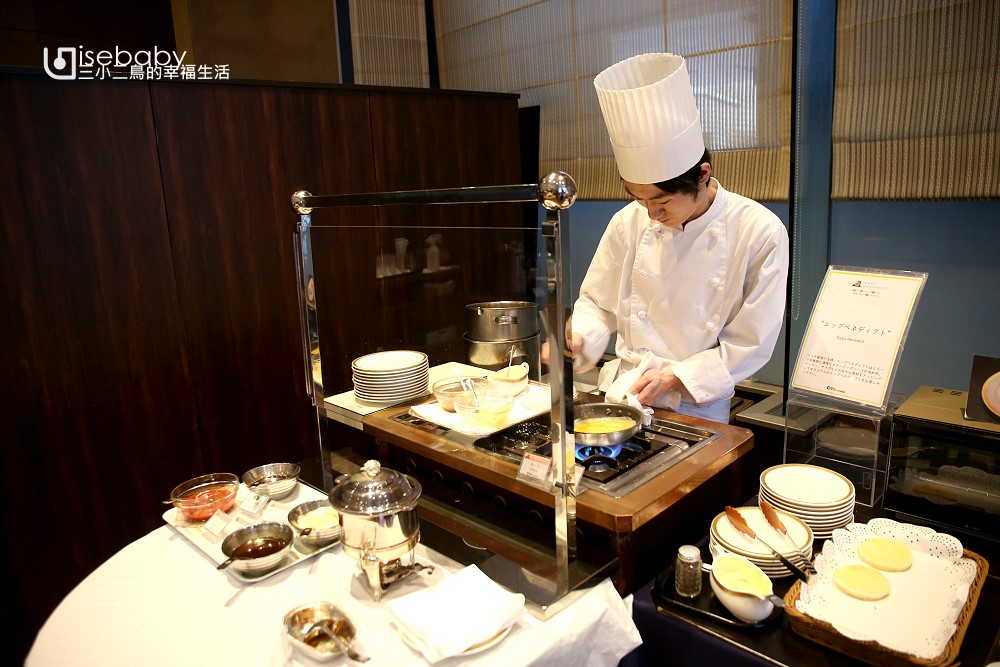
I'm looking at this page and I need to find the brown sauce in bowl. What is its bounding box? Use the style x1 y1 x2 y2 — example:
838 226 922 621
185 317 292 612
232 537 287 559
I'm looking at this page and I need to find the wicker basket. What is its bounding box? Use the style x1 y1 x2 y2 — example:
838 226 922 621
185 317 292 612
784 550 988 667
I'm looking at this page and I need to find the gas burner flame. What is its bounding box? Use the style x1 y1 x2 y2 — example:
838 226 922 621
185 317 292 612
575 443 622 462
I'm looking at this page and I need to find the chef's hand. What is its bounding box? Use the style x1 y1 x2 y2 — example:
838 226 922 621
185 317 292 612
630 367 682 406
540 332 583 367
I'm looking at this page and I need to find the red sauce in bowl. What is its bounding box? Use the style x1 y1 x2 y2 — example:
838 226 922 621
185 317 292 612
177 483 236 520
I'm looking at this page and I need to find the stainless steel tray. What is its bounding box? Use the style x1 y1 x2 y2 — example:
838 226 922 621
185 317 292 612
162 481 339 583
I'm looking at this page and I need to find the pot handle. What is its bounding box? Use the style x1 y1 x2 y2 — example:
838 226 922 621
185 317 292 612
494 314 519 325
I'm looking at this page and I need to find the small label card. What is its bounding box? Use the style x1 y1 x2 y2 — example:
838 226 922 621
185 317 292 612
202 510 234 543
238 492 270 519
518 452 552 482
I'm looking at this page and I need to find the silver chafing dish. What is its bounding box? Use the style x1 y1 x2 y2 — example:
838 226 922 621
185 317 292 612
328 459 434 601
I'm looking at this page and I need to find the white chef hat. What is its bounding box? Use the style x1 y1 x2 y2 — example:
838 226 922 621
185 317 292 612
594 53 705 184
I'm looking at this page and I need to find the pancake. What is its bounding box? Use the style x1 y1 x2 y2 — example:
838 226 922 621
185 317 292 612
833 564 891 601
859 537 913 572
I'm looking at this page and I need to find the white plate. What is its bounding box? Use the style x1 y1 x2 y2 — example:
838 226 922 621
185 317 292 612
760 464 856 507
757 494 856 517
353 366 428 378
982 371 1000 417
162 482 339 583
709 540 812 579
353 390 429 401
354 378 428 391
352 350 427 373
354 389 430 405
710 506 814 559
398 623 512 658
708 536 813 563
352 376 429 391
758 495 854 516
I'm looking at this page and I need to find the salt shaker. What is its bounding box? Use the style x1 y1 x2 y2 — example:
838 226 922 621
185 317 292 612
674 544 702 598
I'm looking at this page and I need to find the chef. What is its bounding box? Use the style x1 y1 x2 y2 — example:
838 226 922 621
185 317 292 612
547 53 789 424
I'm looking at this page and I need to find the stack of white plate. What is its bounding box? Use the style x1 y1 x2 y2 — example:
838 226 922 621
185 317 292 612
352 350 430 404
759 463 856 539
709 505 814 578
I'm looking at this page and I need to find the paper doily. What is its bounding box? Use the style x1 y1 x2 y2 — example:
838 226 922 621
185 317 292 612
796 518 977 660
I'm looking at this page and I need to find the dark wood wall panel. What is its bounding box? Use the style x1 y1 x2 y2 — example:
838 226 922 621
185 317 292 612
2 73 523 663
0 74 196 660
150 82 376 472
370 90 521 190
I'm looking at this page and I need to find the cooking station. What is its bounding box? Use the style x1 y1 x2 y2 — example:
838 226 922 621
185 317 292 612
329 395 754 600
294 177 756 609
392 408 725 499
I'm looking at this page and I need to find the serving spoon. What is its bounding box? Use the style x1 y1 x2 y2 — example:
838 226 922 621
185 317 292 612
303 621 370 663
217 555 251 570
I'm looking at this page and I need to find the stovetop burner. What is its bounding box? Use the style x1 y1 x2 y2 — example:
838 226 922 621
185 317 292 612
390 409 724 498
479 415 688 486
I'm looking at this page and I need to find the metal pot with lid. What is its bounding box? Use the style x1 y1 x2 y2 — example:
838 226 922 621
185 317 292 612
328 459 433 600
466 300 538 341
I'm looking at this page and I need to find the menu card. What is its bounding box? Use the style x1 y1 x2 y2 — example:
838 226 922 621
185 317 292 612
790 267 927 409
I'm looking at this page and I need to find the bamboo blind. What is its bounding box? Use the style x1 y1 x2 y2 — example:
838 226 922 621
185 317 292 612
350 0 430 88
833 0 1000 199
433 0 792 201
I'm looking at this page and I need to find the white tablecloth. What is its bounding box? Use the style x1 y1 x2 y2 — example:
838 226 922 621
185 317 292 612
27 525 641 666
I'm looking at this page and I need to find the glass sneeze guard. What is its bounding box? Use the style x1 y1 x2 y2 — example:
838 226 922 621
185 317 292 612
291 174 601 617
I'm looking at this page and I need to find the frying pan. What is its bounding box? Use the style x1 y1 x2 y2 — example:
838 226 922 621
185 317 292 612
573 402 644 446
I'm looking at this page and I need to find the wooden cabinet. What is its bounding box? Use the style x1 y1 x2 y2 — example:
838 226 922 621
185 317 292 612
0 72 522 661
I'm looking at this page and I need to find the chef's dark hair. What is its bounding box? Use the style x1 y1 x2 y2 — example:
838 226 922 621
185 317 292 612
654 149 712 197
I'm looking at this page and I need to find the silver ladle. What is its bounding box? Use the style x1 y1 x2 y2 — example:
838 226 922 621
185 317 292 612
216 555 251 570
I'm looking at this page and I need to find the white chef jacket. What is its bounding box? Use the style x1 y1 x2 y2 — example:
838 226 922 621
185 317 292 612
573 179 789 409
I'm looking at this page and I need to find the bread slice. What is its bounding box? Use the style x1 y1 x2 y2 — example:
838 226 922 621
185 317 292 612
859 537 913 572
833 564 891 600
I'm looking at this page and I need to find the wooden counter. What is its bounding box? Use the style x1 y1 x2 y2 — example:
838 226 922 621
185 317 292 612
353 400 755 594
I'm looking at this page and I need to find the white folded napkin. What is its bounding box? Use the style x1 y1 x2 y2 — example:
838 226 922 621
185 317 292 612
603 352 679 423
385 565 525 663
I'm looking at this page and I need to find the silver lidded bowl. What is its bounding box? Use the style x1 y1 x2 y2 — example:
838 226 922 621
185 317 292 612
329 459 429 600
283 601 360 662
242 462 301 499
220 521 294 576
287 499 341 548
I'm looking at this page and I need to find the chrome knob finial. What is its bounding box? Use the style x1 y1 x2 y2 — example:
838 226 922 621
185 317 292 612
537 171 577 210
291 190 313 214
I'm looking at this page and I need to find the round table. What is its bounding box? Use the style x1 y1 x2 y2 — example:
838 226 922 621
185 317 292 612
28 522 641 666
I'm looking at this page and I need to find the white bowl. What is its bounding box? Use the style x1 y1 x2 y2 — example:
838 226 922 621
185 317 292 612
709 552 776 623
487 362 530 397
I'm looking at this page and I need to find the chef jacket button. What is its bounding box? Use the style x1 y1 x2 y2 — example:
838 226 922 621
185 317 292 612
709 276 721 288
709 227 720 237
704 321 716 331
638 348 649 354
638 310 647 319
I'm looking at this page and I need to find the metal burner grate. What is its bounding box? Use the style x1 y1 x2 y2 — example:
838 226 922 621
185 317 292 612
389 410 723 498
